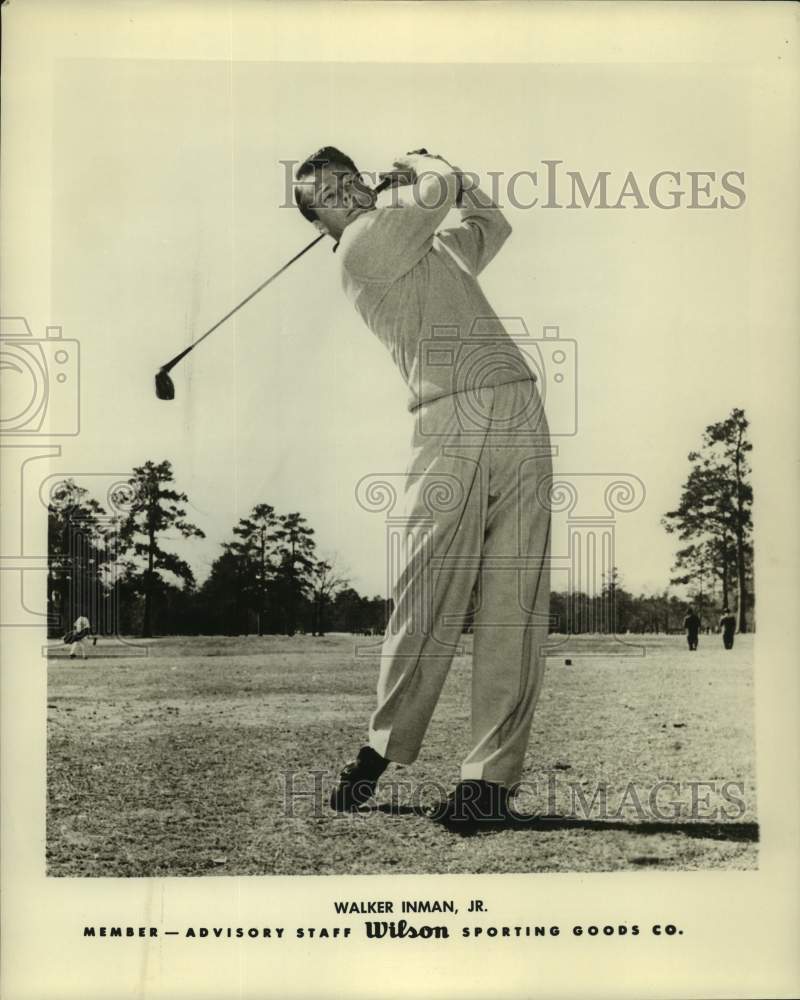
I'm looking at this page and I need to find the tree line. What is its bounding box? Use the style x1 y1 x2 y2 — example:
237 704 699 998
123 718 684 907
549 574 723 636
47 460 387 639
48 408 753 639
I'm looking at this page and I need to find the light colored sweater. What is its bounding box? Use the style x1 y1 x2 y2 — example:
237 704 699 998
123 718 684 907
338 173 536 412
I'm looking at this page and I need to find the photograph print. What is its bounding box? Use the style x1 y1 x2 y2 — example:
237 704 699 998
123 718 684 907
30 48 762 878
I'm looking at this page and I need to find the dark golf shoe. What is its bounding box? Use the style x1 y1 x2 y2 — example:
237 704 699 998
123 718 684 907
428 779 511 833
330 746 390 812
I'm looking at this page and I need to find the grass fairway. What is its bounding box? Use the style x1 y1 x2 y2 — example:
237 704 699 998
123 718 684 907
47 633 757 876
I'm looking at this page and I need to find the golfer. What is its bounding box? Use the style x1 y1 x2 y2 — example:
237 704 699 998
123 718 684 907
294 148 552 830
69 613 92 660
719 607 737 650
683 606 701 651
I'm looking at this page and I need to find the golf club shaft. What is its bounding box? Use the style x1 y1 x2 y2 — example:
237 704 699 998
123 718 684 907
161 232 326 373
160 167 413 375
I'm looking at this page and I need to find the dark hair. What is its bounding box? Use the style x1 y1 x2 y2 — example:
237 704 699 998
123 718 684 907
293 146 359 222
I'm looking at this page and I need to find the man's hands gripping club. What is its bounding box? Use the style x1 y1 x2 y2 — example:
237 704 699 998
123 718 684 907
378 150 462 204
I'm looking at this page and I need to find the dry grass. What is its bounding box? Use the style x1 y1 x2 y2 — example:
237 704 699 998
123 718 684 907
47 632 757 876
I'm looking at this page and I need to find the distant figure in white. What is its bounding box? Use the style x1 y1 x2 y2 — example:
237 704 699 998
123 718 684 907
69 614 92 660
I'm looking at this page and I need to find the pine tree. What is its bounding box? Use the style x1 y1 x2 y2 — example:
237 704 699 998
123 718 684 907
272 512 317 635
119 460 205 637
224 504 280 636
663 408 753 631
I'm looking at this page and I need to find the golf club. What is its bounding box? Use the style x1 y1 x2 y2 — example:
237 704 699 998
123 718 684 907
154 151 429 401
154 233 324 400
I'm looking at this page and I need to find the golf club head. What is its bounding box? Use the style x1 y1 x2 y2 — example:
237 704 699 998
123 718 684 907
155 368 175 400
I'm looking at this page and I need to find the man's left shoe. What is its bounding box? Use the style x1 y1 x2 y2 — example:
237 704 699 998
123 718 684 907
428 779 512 833
330 746 390 812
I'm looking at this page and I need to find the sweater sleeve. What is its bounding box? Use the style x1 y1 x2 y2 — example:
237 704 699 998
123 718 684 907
340 173 460 281
435 179 512 276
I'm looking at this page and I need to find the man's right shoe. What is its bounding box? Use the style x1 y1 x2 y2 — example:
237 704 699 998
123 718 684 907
330 746 390 812
428 779 512 833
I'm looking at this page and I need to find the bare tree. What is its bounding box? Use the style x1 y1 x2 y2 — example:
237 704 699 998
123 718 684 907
311 554 350 636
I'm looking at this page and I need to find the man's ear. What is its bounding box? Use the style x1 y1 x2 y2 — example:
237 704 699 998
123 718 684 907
313 219 329 237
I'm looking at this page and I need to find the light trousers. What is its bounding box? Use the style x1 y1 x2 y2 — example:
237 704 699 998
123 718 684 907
69 637 89 659
369 379 552 787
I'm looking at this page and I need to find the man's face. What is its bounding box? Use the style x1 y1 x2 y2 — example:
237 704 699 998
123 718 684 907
309 165 376 239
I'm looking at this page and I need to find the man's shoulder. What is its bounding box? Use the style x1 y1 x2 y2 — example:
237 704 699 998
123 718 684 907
341 205 401 245
339 207 409 280
340 211 376 260
342 191 428 249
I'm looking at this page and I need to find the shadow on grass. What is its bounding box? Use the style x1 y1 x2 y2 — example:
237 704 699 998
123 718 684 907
373 802 759 842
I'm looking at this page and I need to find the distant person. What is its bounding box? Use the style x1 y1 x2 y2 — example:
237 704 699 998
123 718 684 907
683 607 701 651
68 613 92 660
719 607 737 650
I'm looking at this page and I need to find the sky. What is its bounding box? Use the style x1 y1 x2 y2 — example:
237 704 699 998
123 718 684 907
40 57 757 598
